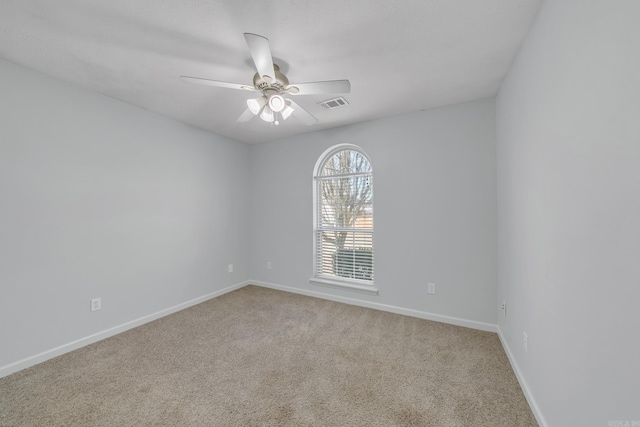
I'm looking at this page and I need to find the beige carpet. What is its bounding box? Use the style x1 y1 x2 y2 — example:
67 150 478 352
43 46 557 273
0 285 537 426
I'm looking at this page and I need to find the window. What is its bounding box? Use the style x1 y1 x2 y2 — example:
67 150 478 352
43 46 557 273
311 144 377 295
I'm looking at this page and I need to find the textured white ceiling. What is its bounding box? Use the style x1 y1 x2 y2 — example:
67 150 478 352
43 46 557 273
0 0 541 144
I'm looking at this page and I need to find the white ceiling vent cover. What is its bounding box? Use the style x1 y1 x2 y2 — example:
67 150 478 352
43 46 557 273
319 97 349 110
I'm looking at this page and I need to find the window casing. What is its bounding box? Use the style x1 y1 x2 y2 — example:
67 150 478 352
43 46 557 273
311 144 377 295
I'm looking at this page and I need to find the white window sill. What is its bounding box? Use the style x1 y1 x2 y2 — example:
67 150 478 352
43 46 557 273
309 278 379 296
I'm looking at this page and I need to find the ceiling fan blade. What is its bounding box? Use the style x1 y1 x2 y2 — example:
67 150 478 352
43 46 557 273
236 108 255 123
244 33 275 82
180 76 255 91
287 99 318 126
288 80 351 95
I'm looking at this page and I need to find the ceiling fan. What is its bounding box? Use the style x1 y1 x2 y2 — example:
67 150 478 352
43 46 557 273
180 33 351 126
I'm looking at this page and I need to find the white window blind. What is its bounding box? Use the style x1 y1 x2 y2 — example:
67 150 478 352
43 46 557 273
314 147 374 285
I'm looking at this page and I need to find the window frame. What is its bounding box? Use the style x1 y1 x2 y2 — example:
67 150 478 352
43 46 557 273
310 144 378 295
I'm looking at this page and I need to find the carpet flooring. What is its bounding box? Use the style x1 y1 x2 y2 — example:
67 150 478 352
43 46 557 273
0 285 537 426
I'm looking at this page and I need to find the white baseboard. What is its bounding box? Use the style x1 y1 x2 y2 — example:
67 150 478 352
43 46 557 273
0 281 250 379
250 280 498 333
0 279 504 382
2 280 544 426
497 327 548 427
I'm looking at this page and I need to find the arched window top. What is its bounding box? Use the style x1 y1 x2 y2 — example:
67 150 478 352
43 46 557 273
314 144 372 177
318 147 372 176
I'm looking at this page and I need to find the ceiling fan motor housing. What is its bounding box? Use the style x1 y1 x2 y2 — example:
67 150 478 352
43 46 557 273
253 64 289 92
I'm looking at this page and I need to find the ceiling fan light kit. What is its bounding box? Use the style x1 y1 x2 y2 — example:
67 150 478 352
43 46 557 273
180 33 351 127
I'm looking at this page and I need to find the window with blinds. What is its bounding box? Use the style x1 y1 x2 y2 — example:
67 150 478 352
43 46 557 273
313 145 374 291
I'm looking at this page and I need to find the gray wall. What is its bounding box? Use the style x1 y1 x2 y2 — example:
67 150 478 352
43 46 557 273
249 98 498 326
0 60 251 369
496 1 640 425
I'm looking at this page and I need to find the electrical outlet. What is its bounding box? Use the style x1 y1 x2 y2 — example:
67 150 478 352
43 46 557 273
228 264 233 273
266 261 272 270
427 283 436 295
523 331 528 354
502 301 507 317
90 297 101 312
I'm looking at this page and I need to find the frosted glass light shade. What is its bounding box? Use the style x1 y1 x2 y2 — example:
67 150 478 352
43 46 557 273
260 105 274 122
281 104 294 120
268 95 285 112
247 97 266 115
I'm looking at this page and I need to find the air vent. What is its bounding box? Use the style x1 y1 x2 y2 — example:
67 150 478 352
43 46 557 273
319 97 349 110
